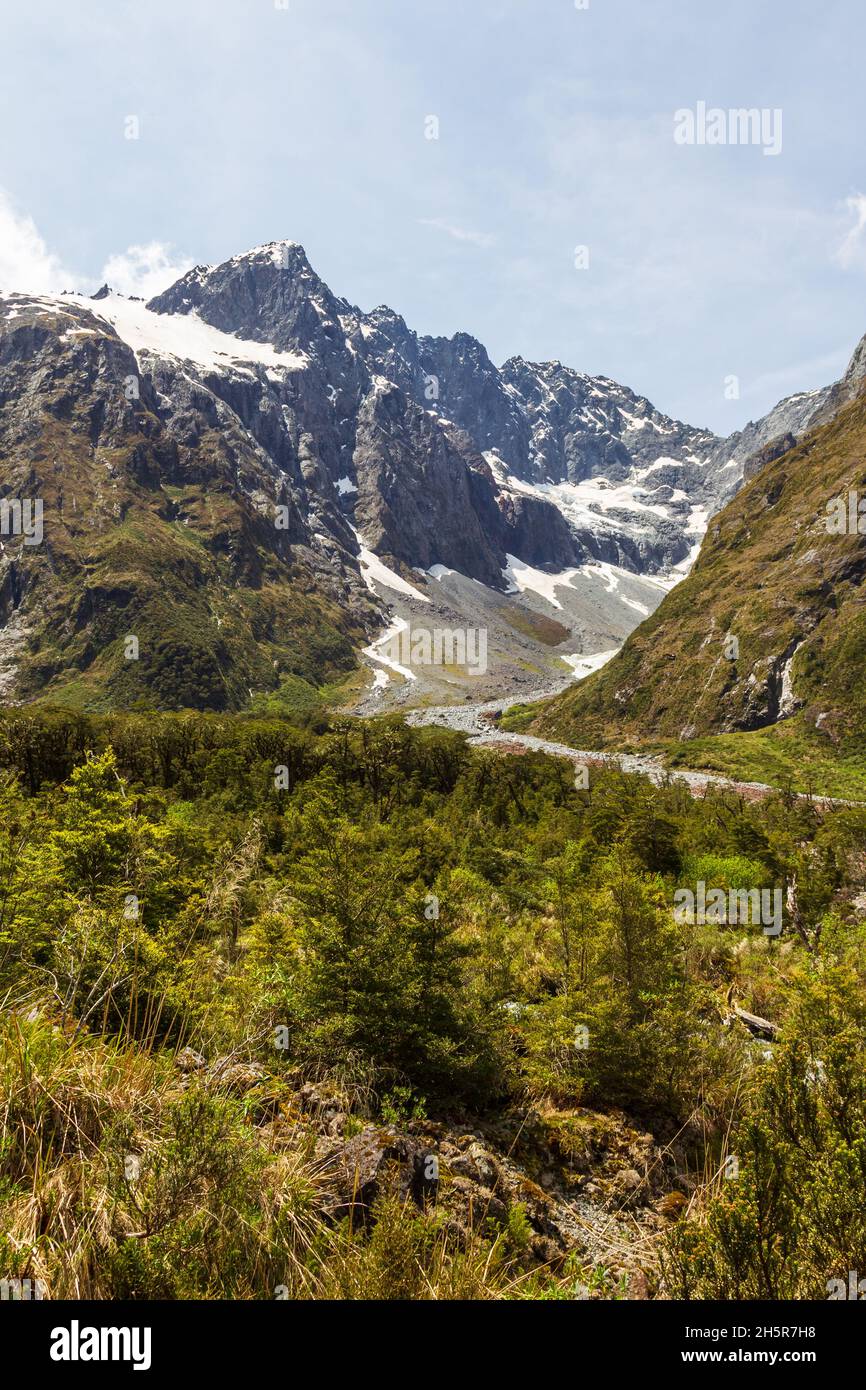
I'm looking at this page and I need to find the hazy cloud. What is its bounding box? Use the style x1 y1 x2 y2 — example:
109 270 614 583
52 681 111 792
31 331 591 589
100 242 193 298
835 194 866 270
0 189 73 293
418 218 494 249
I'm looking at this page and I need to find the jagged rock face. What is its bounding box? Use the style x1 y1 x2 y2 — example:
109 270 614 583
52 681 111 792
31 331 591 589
143 242 735 578
145 245 587 581
743 431 798 484
498 358 718 486
150 243 349 360
418 332 533 468
495 487 587 569
711 386 833 502
351 378 507 586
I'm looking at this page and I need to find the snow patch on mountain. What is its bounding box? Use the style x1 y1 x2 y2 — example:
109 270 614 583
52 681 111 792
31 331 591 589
363 617 417 682
353 529 430 604
65 291 312 374
502 555 581 609
562 649 619 678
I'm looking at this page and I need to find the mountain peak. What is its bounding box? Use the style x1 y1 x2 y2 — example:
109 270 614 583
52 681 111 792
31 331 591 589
147 241 313 309
145 239 335 352
228 239 306 266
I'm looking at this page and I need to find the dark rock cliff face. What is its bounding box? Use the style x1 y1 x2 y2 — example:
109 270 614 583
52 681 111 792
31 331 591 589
145 242 734 578
150 244 347 358
496 357 715 488
350 379 507 586
418 332 533 469
742 432 797 484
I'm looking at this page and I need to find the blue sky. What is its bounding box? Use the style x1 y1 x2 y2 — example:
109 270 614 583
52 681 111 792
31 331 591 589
1 0 864 433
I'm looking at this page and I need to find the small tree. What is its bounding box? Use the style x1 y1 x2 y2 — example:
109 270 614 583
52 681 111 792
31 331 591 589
285 784 503 1101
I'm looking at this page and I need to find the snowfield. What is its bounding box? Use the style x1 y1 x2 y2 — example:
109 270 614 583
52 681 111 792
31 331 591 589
3 290 312 376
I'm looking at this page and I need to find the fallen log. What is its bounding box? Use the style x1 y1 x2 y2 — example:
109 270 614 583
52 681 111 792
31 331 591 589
729 1005 780 1040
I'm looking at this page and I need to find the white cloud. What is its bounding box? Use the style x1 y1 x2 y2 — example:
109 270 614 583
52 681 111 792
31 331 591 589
418 217 494 249
835 193 866 270
100 241 193 298
0 186 190 300
0 189 73 293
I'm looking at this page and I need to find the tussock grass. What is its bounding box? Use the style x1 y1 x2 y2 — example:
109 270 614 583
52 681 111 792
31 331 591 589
0 1007 536 1301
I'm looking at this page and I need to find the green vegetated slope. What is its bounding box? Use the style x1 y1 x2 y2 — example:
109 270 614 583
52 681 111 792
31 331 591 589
533 386 866 796
1 708 866 1299
0 301 367 713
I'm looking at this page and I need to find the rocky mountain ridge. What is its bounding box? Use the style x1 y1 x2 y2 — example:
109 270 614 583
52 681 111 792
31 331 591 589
0 239 846 711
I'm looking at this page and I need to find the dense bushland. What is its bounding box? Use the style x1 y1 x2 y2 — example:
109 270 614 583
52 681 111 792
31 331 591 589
1 708 865 1298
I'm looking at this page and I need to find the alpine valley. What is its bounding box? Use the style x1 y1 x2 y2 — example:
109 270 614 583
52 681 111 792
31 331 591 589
7 236 866 1310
